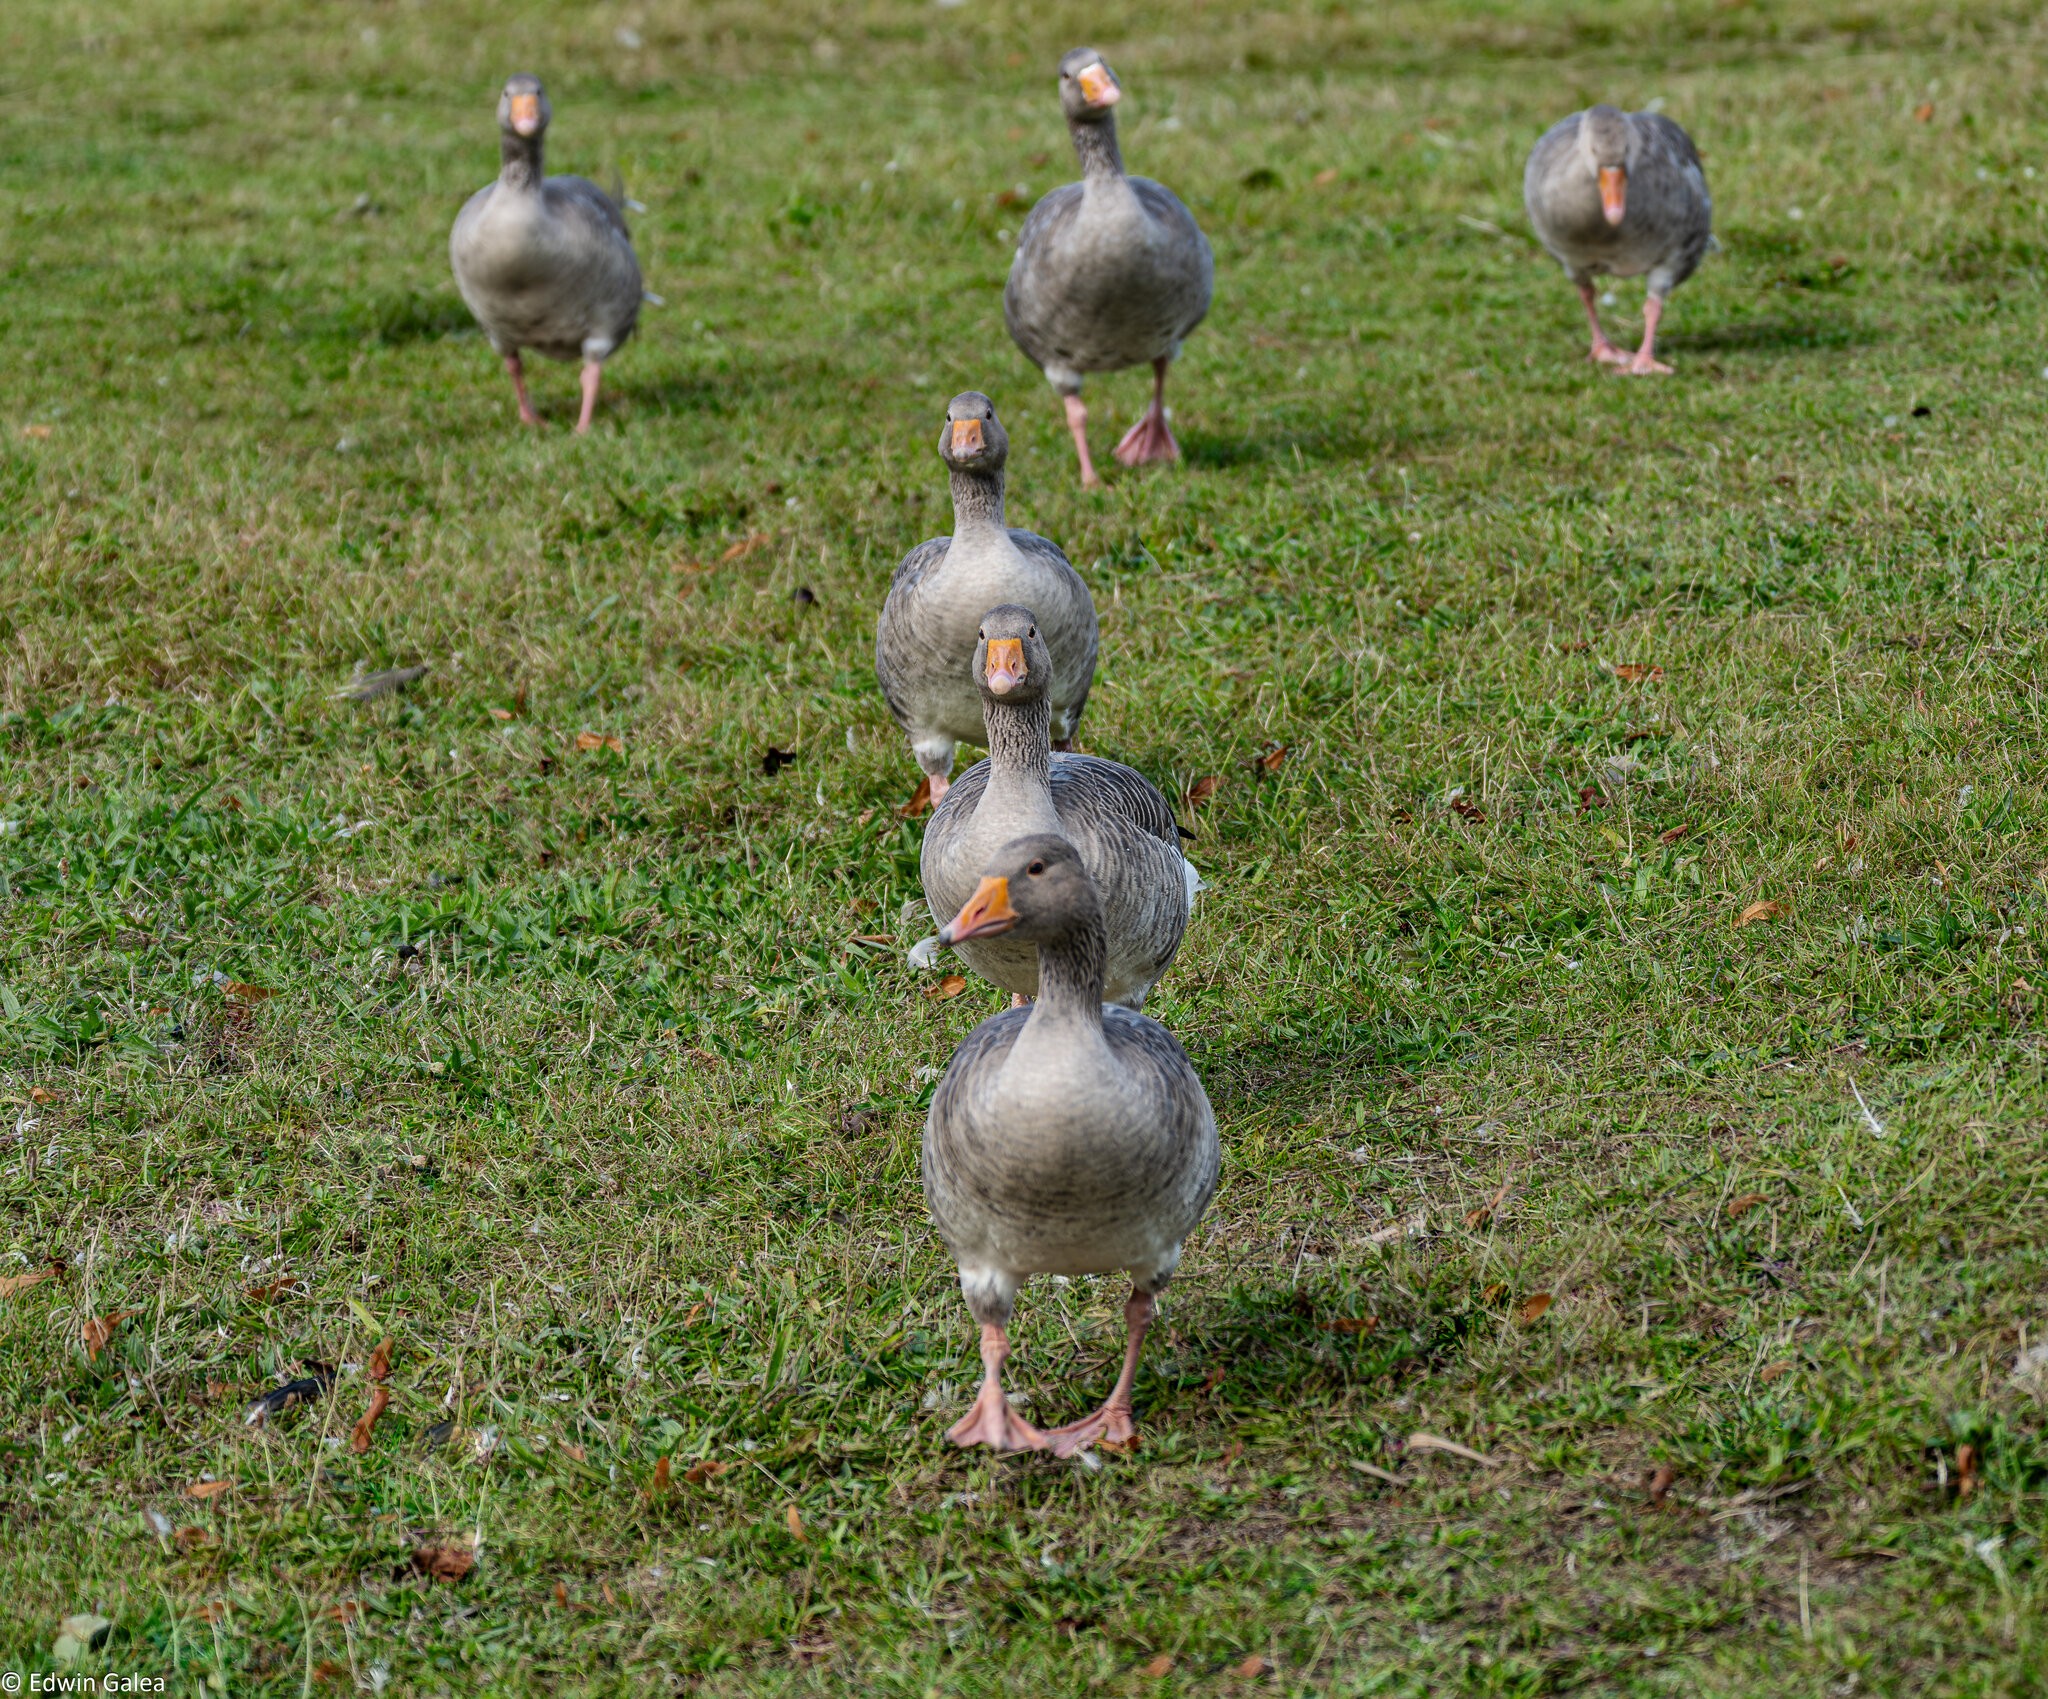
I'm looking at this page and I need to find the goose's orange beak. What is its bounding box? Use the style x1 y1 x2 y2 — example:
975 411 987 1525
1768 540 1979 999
509 93 542 136
1077 64 1120 108
1598 166 1627 225
950 418 984 455
984 638 1027 695
941 876 1019 944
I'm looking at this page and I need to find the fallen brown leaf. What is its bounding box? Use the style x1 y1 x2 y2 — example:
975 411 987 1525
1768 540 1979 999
1232 1654 1276 1678
683 1458 727 1485
683 1302 707 1327
1140 1655 1175 1678
1578 785 1610 813
1406 1432 1498 1466
325 1601 360 1624
720 531 772 563
1737 899 1788 927
1313 167 1339 187
899 775 933 817
490 707 513 720
1253 743 1288 774
348 1387 390 1454
199 1601 230 1625
924 975 968 1000
1760 1362 1791 1383
29 1085 59 1104
185 1480 234 1501
1957 1443 1979 1499
1726 1191 1769 1218
0 1265 59 1299
22 424 52 439
1465 1179 1510 1229
1318 1316 1378 1336
645 1456 672 1498
83 1309 137 1360
1647 1464 1677 1507
562 1443 586 1463
224 982 273 1002
573 732 624 754
784 1503 808 1542
174 1526 214 1552
1517 1292 1553 1325
1658 823 1691 844
1612 663 1664 684
1184 774 1223 810
367 1337 393 1382
244 1277 300 1302
1450 795 1488 823
1914 101 1935 122
1483 1281 1507 1304
412 1543 476 1584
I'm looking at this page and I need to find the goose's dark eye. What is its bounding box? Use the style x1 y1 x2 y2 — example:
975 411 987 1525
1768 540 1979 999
1027 860 1045 876
1028 627 1038 637
977 629 985 639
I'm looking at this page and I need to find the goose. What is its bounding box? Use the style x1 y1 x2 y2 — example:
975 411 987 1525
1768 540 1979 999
919 606 1194 1009
924 832 1220 1455
1524 104 1712 375
450 75 643 431
1005 49 1214 487
876 394 1098 805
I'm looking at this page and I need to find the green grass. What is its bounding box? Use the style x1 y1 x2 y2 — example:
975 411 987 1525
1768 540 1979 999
3 0 2048 1691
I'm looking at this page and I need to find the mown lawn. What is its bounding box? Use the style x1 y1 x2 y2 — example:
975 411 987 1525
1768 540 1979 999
3 0 2047 1692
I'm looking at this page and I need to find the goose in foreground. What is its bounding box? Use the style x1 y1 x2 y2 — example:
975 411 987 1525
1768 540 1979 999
1524 104 1712 375
450 74 643 431
920 606 1194 1009
925 833 1220 1455
876 394 1097 806
1005 49 1214 487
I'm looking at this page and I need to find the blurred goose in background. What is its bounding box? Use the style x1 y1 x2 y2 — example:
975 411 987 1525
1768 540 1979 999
920 606 1193 1009
1524 104 1712 375
876 394 1097 806
924 833 1220 1456
1005 49 1214 487
450 74 643 431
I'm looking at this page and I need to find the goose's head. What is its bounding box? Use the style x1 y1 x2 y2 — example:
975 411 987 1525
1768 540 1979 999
972 604 1051 705
1058 48 1123 124
1580 104 1630 224
498 74 552 140
939 833 1097 947
939 391 1009 474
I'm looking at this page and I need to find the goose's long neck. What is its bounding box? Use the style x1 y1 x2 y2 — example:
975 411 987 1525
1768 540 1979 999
982 692 1053 811
948 465 1006 541
1028 910 1110 1026
499 131 545 193
1070 118 1125 183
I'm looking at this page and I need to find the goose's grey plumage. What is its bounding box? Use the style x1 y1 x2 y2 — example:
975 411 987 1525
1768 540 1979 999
1524 104 1712 375
450 74 643 431
1005 49 1213 487
924 832 1219 1455
920 606 1192 1009
875 394 1097 803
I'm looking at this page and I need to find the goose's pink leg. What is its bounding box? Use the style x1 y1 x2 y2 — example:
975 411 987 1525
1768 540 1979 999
1576 282 1631 367
1047 1290 1155 1458
1113 359 1181 467
1623 295 1674 376
575 360 604 432
505 354 541 425
1063 394 1103 489
947 1323 1051 1453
